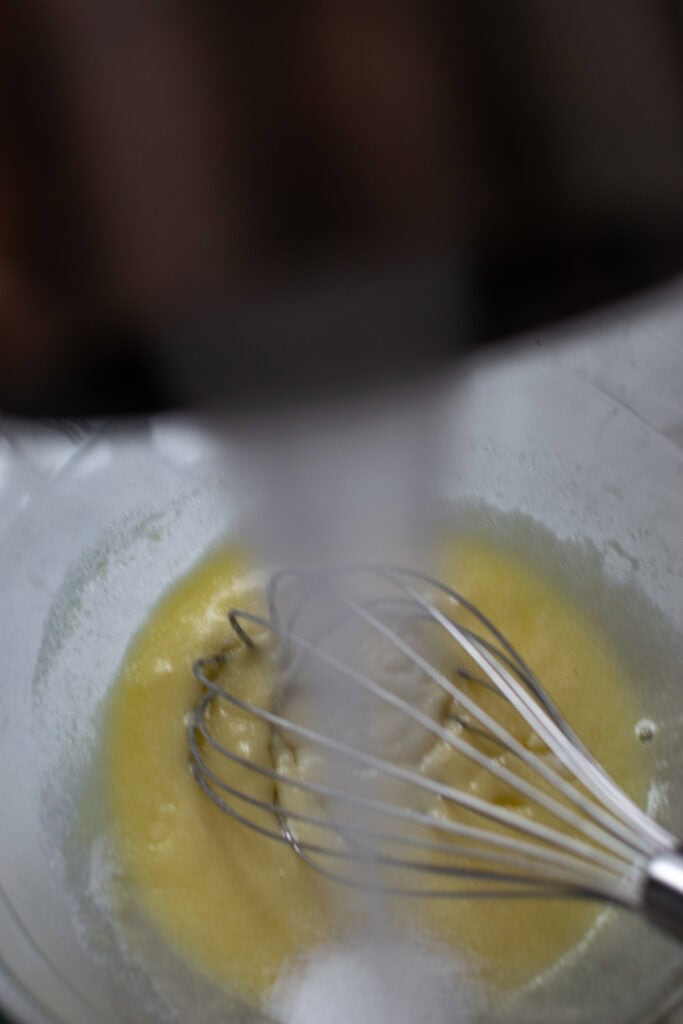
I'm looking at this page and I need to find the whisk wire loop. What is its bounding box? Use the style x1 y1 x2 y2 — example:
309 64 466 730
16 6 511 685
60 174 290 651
187 564 683 932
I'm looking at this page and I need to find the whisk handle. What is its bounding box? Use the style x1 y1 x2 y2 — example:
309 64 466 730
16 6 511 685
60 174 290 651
645 850 683 942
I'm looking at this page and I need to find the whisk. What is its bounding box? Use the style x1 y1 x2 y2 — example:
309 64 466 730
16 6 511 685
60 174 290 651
187 564 683 941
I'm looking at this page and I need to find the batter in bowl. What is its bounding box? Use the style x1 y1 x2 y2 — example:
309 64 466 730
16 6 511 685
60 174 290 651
104 533 651 1009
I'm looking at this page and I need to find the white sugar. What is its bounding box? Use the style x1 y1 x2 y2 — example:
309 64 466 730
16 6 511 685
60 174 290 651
270 937 485 1024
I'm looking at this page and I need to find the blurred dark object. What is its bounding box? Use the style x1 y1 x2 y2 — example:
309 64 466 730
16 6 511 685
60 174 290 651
2 1 683 413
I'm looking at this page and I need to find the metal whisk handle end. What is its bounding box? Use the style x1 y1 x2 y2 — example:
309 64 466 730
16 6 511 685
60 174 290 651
645 850 683 941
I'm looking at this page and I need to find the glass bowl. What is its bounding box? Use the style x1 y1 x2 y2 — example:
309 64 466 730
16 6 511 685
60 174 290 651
1 287 683 1024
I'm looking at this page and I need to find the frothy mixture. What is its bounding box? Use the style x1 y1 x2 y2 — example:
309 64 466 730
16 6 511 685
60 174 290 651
104 535 650 1013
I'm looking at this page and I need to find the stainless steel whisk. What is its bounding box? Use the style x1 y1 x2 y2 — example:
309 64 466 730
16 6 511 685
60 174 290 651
188 565 683 941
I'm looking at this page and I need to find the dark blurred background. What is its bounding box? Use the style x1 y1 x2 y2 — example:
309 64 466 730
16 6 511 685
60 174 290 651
2 1 683 413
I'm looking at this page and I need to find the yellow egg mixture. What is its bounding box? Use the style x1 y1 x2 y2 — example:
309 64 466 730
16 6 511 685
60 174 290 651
105 536 649 1008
